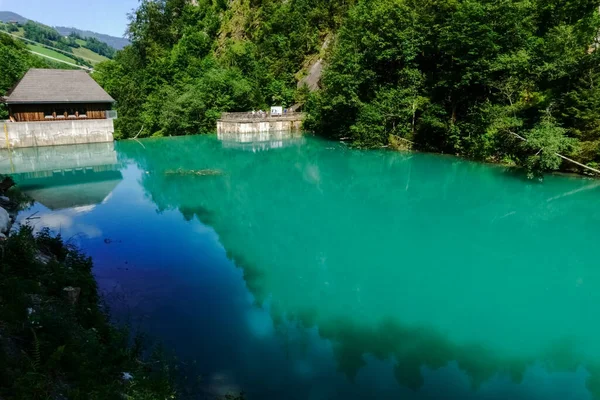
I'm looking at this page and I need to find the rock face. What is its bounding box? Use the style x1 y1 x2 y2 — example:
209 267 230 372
297 59 323 91
0 207 10 234
297 35 331 92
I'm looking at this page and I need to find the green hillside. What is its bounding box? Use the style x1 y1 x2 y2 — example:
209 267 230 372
0 20 115 68
26 43 77 64
72 47 108 64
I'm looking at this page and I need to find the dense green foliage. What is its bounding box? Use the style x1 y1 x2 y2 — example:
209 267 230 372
0 226 176 399
307 0 600 175
23 21 77 54
83 37 116 59
96 0 600 175
93 0 354 138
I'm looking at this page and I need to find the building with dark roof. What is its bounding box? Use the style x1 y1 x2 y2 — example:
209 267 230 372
1 69 116 148
4 69 115 122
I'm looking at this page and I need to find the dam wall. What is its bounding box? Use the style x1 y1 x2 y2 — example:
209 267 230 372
217 112 304 134
2 119 114 149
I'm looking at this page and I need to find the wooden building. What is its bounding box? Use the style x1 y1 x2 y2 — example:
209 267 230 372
2 69 115 122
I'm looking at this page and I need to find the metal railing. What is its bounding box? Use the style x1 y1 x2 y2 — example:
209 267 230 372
220 111 305 121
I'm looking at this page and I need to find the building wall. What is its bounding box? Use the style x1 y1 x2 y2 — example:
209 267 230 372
1 119 114 149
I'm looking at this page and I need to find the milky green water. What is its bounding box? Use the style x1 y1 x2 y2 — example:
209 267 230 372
4 134 600 399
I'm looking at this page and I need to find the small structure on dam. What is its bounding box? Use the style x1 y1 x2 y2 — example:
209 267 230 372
217 110 305 134
1 69 116 148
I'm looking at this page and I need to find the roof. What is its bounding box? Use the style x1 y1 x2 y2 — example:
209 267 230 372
4 69 114 104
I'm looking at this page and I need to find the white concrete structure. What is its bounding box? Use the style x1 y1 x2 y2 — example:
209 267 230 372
217 113 304 135
1 119 114 149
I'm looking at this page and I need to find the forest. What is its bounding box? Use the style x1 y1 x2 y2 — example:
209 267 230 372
36 0 600 174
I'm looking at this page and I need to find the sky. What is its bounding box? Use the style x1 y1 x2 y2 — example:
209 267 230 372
0 0 139 37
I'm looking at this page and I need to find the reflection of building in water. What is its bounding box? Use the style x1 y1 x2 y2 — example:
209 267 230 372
218 131 305 152
0 142 122 210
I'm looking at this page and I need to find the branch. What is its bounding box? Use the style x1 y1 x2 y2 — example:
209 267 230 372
133 125 144 139
507 131 600 175
391 135 415 144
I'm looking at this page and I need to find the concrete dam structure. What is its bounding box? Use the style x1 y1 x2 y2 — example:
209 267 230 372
217 112 305 134
2 119 114 149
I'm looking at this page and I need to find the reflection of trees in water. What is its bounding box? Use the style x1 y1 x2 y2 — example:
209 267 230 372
117 136 600 397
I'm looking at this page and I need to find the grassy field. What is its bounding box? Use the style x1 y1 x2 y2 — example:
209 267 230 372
26 43 77 63
73 46 108 64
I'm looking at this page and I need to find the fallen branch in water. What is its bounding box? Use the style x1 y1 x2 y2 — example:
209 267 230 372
507 131 600 175
133 125 144 139
164 169 224 177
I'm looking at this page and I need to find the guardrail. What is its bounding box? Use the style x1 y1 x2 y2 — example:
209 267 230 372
220 112 305 120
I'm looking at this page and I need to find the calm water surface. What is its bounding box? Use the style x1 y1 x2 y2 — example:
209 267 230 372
2 134 600 399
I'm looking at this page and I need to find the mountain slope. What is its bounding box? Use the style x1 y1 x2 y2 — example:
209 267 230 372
55 26 129 50
0 19 116 68
0 11 129 50
0 11 27 24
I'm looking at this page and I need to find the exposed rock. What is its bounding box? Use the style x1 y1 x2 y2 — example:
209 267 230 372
0 207 10 233
297 35 331 92
63 287 81 305
297 59 323 91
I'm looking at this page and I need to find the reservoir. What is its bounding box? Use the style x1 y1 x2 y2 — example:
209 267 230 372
3 134 600 400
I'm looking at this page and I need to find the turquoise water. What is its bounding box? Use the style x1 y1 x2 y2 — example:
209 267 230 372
2 134 600 399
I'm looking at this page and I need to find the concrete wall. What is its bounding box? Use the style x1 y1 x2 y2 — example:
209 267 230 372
217 119 303 134
1 119 114 149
